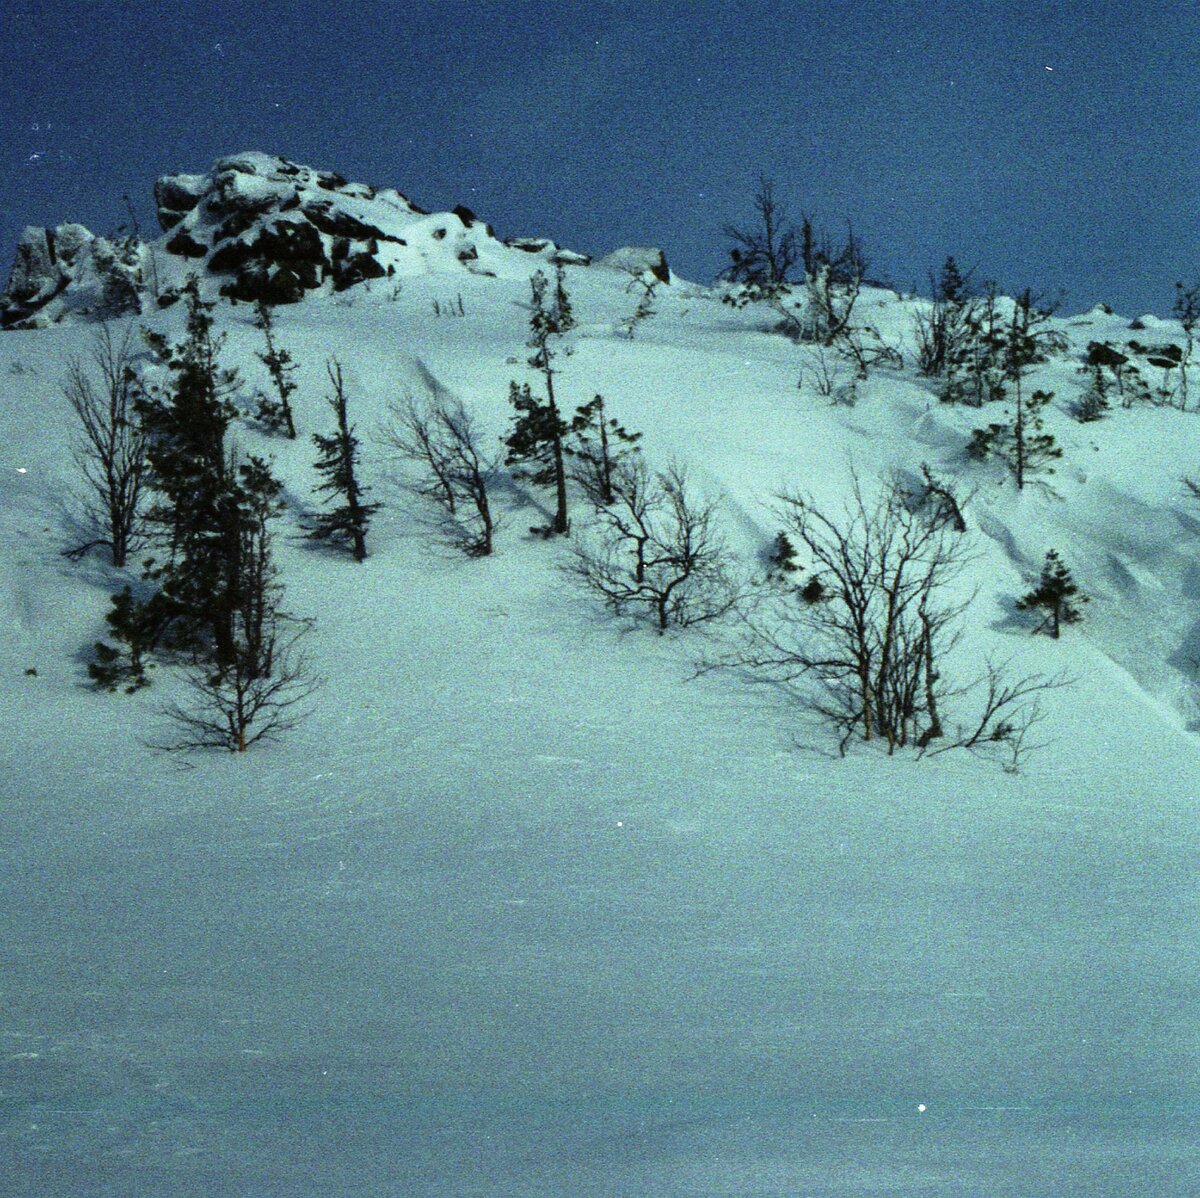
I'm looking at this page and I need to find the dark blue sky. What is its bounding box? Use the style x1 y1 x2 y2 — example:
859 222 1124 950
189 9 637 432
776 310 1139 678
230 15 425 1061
5 0 1200 315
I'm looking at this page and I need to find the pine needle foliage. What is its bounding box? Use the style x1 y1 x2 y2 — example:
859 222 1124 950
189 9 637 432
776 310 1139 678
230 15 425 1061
506 268 576 535
130 277 283 671
566 394 641 506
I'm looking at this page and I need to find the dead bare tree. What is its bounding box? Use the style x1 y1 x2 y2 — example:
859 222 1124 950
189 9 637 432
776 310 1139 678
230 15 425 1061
718 477 1061 763
380 394 501 555
569 459 742 633
804 231 868 348
64 323 148 567
722 175 799 294
163 616 318 752
905 463 969 533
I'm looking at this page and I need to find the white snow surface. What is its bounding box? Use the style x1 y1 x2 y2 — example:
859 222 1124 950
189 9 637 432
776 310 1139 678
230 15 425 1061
1 264 1199 1196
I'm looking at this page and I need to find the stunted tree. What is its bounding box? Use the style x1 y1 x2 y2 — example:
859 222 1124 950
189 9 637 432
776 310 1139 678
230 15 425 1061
87 583 161 692
913 256 974 378
309 360 379 561
618 270 660 338
804 228 869 348
965 290 1067 488
131 277 282 672
719 477 1060 762
506 267 575 535
252 299 298 437
1016 550 1087 638
64 322 148 568
381 394 500 556
968 388 1062 489
163 509 318 751
165 616 316 752
566 394 641 506
1171 280 1200 412
569 459 741 633
723 175 799 295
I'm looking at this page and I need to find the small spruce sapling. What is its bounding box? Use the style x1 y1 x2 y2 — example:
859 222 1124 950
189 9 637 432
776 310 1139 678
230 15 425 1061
253 300 298 438
768 530 800 578
968 388 1062 489
88 584 163 692
1016 550 1087 638
914 256 973 378
506 268 576 535
309 360 379 561
1072 362 1111 422
567 394 641 506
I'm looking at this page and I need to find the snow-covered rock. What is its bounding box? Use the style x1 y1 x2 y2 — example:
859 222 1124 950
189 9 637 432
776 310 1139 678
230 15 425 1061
0 223 150 329
2 152 598 326
598 245 671 284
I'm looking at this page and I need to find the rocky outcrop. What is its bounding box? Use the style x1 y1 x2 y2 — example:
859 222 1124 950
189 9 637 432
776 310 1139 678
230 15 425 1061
0 223 149 329
3 151 603 326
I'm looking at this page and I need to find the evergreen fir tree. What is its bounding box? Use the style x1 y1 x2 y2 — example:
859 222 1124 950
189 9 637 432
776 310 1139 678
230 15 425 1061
130 276 280 669
1073 362 1111 422
767 530 800 580
566 394 641 506
309 360 378 561
1016 550 1088 638
506 268 575 535
253 299 298 438
968 388 1062 489
915 256 972 378
87 584 162 692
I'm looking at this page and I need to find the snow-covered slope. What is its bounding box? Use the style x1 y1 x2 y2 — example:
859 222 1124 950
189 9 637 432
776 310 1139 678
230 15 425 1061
1 211 1199 1196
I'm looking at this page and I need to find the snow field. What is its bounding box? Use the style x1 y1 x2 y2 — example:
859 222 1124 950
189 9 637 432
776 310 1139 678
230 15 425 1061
1 265 1198 1195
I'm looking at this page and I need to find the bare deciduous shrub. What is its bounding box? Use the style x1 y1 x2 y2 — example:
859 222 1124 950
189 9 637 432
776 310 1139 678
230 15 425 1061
569 460 742 633
381 394 501 556
163 617 318 752
64 323 148 568
716 477 1062 765
160 512 318 751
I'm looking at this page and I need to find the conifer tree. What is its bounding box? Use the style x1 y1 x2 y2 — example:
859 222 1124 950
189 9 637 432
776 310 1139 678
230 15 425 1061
968 388 1062 489
1073 362 1111 422
567 394 641 506
1016 550 1087 638
309 360 378 561
968 294 1066 489
87 584 161 692
97 277 284 678
134 277 277 668
163 498 318 752
506 268 575 535
914 256 973 378
253 299 298 438
767 530 800 582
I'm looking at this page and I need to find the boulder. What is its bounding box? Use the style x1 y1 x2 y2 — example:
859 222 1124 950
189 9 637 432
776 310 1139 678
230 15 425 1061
165 229 208 258
153 172 210 230
599 246 670 284
2 226 64 304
